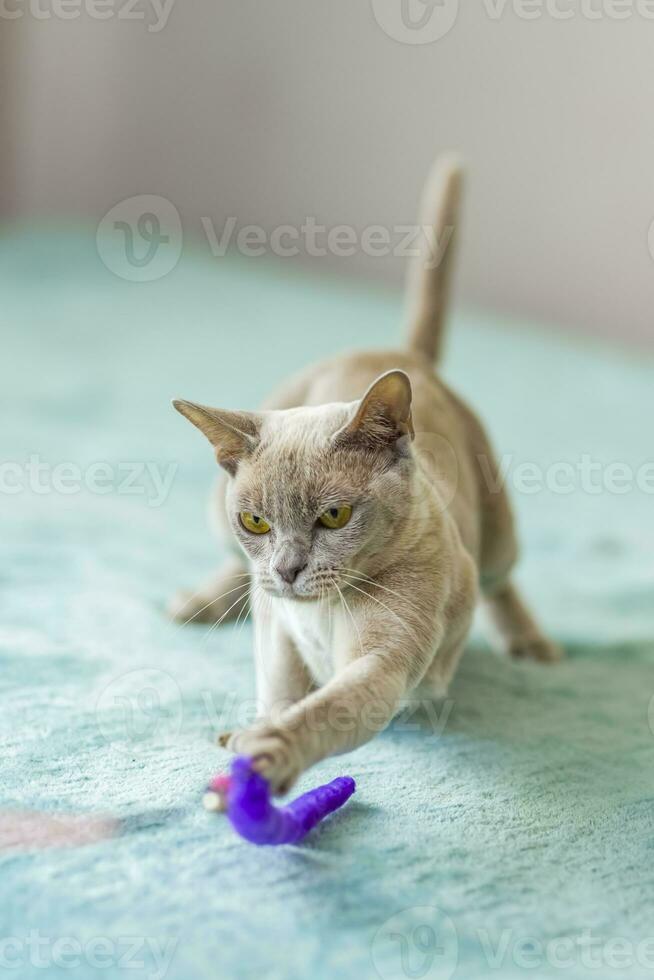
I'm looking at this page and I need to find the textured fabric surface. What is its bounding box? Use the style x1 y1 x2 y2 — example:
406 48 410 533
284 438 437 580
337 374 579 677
2 230 653 980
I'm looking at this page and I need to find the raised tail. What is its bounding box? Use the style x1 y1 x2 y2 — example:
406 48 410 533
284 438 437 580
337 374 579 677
404 155 463 364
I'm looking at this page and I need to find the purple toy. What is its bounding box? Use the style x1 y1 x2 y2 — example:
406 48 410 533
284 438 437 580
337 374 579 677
203 756 356 845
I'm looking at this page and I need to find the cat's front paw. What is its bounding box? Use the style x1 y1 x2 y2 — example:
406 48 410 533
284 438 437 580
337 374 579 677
222 724 305 796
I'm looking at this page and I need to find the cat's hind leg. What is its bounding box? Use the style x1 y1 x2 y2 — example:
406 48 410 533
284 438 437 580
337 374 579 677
483 581 562 662
475 433 562 663
168 556 250 625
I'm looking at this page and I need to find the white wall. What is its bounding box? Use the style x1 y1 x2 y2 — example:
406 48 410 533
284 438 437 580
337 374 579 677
4 1 654 345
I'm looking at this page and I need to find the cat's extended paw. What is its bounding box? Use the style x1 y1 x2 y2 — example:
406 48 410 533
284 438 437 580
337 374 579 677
222 725 304 796
509 635 563 663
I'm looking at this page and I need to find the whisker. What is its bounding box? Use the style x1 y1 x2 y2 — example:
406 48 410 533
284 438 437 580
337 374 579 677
342 568 426 618
233 590 251 636
327 580 332 644
202 588 251 644
341 570 433 635
178 580 251 628
334 580 364 658
341 579 422 646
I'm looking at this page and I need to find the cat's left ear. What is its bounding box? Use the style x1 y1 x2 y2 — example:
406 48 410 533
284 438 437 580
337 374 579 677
335 370 414 449
172 399 261 475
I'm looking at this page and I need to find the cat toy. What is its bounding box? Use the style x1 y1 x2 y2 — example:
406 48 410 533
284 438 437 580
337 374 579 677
203 756 356 845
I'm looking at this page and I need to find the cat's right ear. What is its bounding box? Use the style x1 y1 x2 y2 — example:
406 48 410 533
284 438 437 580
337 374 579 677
172 400 261 476
334 370 414 451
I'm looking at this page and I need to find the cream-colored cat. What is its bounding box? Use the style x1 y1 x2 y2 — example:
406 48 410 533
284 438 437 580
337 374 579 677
172 157 561 794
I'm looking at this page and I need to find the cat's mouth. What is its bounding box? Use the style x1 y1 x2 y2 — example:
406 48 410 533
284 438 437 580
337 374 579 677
257 572 341 601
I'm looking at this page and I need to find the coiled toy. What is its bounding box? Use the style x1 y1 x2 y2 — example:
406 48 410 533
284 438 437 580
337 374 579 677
203 756 356 845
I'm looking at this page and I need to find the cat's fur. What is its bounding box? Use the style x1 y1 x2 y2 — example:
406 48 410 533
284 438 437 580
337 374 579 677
172 156 561 794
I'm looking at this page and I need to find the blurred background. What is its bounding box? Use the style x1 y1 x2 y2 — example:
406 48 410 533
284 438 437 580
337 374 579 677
1 1 653 346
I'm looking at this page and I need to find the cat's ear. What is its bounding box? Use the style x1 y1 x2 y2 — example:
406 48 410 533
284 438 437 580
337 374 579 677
172 400 261 475
335 370 414 449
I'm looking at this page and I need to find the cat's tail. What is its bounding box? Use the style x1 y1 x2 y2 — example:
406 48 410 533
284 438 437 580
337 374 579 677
404 155 463 364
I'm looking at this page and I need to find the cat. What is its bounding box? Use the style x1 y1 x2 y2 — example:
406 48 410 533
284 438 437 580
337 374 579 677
171 156 561 795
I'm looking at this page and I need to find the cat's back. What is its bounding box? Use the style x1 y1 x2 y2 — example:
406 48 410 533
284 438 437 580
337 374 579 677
265 349 477 457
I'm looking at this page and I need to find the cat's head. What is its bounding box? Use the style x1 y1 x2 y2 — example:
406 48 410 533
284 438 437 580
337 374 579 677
173 370 416 599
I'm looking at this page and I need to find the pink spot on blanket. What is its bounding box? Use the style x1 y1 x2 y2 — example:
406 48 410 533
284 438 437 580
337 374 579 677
0 809 119 852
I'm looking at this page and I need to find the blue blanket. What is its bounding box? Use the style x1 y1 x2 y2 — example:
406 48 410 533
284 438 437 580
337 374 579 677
2 230 653 980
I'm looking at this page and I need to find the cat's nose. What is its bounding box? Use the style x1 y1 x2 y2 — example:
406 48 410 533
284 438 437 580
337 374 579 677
275 560 307 584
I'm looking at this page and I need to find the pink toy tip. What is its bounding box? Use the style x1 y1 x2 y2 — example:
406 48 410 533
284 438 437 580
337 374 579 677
207 774 232 793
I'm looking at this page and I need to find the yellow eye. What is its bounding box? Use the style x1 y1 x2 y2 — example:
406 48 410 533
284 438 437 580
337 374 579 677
318 505 352 529
239 511 271 534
